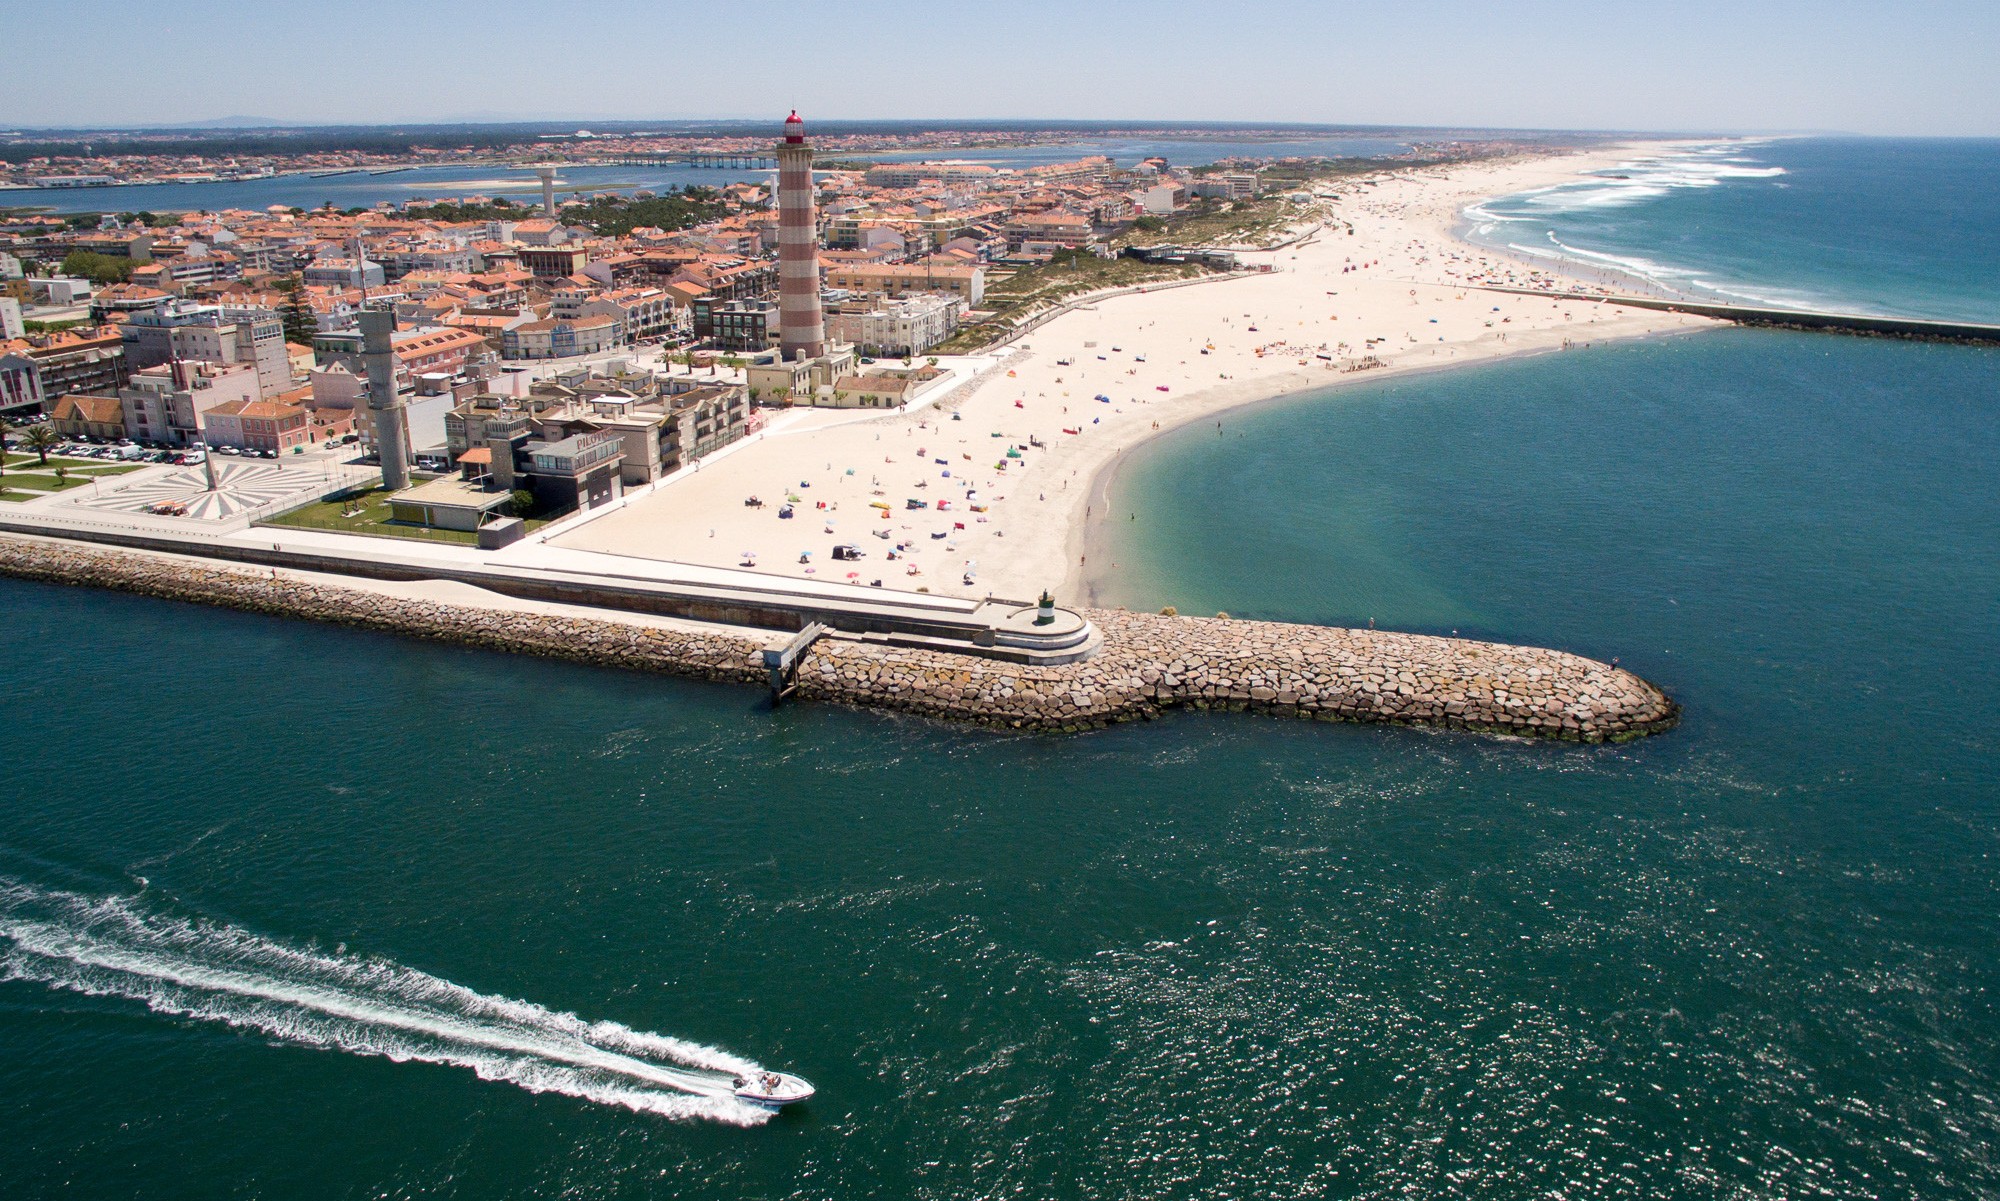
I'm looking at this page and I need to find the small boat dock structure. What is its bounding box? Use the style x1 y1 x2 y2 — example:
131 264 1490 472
765 622 829 701
1480 288 2000 345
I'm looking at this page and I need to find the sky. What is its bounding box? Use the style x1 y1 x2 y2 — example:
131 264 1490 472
1 0 1995 136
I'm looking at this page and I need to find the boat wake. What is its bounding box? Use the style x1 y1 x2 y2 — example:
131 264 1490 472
0 879 773 1125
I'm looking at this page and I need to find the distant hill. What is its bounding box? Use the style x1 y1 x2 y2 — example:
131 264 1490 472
161 116 292 129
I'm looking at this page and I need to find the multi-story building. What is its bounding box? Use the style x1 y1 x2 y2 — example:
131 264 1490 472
1003 211 1096 251
0 328 129 416
374 243 477 280
129 248 240 291
693 297 779 351
1139 183 1188 214
202 397 312 454
446 376 749 489
302 256 386 289
825 293 964 357
863 162 999 189
501 315 620 360
121 301 290 398
552 285 678 343
823 262 986 306
1022 156 1113 185
390 326 488 377
517 245 591 278
89 284 173 322
117 359 260 446
1193 173 1261 200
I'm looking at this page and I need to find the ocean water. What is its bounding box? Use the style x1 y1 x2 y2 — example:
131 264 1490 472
4 141 2000 1199
1463 137 2000 322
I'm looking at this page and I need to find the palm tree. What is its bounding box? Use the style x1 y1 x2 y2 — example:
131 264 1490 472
21 424 59 465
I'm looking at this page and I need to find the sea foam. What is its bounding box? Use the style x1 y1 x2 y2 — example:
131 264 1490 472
0 879 772 1124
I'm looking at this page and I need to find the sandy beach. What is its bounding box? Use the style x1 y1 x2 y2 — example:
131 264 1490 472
552 142 1721 605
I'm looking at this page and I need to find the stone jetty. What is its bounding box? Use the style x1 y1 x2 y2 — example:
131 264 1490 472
0 535 1678 742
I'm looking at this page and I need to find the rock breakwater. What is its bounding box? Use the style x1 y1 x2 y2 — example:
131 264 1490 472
0 535 1677 742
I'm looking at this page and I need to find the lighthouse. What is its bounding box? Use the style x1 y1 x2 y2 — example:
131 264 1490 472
774 110 826 361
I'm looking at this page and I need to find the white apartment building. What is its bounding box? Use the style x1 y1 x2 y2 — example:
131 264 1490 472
826 294 965 357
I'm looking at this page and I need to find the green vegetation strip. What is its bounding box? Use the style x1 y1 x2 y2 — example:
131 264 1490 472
261 486 552 546
0 474 83 493
401 188 727 238
936 253 1213 354
5 455 144 473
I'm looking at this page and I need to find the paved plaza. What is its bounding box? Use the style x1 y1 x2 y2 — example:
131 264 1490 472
65 459 352 523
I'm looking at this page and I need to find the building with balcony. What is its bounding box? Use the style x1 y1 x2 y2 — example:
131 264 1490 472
501 315 620 360
121 301 290 398
823 262 985 306
118 359 260 446
825 293 964 357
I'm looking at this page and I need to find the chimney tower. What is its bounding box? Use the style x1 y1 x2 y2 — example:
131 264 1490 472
360 308 411 491
774 111 825 361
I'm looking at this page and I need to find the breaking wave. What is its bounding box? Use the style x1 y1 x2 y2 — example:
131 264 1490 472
0 879 773 1125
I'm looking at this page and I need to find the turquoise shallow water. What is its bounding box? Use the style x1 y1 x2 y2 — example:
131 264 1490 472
4 143 2000 1198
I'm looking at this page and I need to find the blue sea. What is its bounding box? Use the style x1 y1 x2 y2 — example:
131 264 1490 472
1463 137 2000 322
2 138 1997 1199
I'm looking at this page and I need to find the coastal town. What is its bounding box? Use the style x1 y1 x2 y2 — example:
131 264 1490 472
0 113 1694 740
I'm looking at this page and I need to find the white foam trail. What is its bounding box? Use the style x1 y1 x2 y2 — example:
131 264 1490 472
0 880 772 1125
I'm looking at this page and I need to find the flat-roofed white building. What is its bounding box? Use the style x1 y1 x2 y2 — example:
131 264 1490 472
826 294 965 357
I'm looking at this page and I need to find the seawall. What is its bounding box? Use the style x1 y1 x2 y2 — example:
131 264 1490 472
1480 288 2000 345
0 535 1679 742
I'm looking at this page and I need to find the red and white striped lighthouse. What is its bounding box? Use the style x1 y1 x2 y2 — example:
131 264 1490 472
775 110 825 361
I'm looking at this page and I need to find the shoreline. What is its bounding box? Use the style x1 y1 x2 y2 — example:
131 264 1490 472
555 140 1723 606
1073 321 1714 607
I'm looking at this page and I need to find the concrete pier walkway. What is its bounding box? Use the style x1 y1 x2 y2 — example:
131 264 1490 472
0 534 1679 743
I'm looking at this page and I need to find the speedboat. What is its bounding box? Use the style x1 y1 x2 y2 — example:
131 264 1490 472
734 1071 815 1110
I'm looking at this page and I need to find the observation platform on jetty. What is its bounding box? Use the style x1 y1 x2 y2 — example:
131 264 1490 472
1478 287 2000 344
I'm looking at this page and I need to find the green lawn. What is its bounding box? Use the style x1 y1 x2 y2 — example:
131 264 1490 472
0 473 85 493
4 454 144 474
261 486 554 546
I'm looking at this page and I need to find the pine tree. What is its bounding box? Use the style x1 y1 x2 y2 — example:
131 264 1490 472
281 288 319 345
